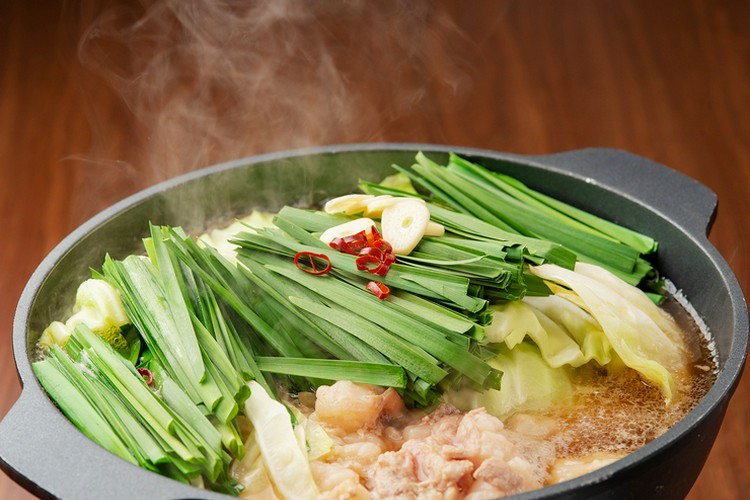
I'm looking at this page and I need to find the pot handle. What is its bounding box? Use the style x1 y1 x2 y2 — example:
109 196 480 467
526 147 718 238
0 389 229 500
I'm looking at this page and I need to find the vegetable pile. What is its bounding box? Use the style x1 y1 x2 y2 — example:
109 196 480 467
33 152 688 496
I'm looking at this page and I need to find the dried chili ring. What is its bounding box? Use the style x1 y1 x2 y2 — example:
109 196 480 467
137 367 154 387
329 232 368 254
294 251 332 275
366 281 390 299
369 238 392 254
327 224 396 276
365 225 382 245
355 251 384 273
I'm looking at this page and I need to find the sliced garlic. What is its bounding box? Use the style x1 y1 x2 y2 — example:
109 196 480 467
424 220 445 237
324 194 374 215
319 217 377 245
381 200 431 255
363 195 426 218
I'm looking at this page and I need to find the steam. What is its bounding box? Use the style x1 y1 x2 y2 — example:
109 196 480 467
76 0 476 181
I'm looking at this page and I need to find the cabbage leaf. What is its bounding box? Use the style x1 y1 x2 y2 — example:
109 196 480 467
466 341 573 419
528 263 688 402
486 300 587 368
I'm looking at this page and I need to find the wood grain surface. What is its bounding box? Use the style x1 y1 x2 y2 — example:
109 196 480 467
1 1 748 498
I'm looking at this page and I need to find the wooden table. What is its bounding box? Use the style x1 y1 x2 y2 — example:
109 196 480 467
2 1 748 498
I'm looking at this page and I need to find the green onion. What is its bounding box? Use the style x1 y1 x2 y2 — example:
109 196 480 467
447 153 658 254
266 262 498 389
32 351 138 466
254 357 407 388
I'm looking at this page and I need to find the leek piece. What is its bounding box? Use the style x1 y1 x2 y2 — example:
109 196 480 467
68 325 176 432
386 289 483 336
412 152 641 275
426 204 577 269
449 153 657 254
60 326 235 481
67 327 207 468
160 235 304 360
280 195 526 299
161 377 223 453
287 294 447 384
235 213 490 313
147 225 206 381
235 257 353 359
238 256 386 363
103 255 222 410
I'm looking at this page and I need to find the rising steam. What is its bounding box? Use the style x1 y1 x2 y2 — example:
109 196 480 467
76 0 476 181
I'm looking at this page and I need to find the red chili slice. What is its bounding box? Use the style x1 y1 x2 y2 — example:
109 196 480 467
369 238 392 254
366 281 390 299
328 225 396 276
137 367 154 387
371 262 391 276
365 225 381 246
358 246 384 259
294 251 332 275
329 231 368 255
382 250 396 266
355 252 383 273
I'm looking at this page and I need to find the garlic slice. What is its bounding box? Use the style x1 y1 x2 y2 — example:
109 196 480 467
381 200 431 255
363 196 426 217
319 217 377 245
324 194 374 215
424 220 445 237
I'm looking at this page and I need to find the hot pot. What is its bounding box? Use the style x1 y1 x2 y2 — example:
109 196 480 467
0 144 747 499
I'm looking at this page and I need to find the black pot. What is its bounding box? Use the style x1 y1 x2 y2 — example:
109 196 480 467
1 145 747 499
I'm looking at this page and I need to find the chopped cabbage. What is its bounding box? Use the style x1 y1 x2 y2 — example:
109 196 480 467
243 381 318 499
378 172 419 194
523 295 613 367
574 262 687 348
486 300 587 368
232 428 280 499
297 411 333 461
528 263 688 402
38 278 130 350
199 211 277 262
464 341 573 419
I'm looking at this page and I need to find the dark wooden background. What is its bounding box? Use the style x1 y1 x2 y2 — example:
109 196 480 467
1 1 748 498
